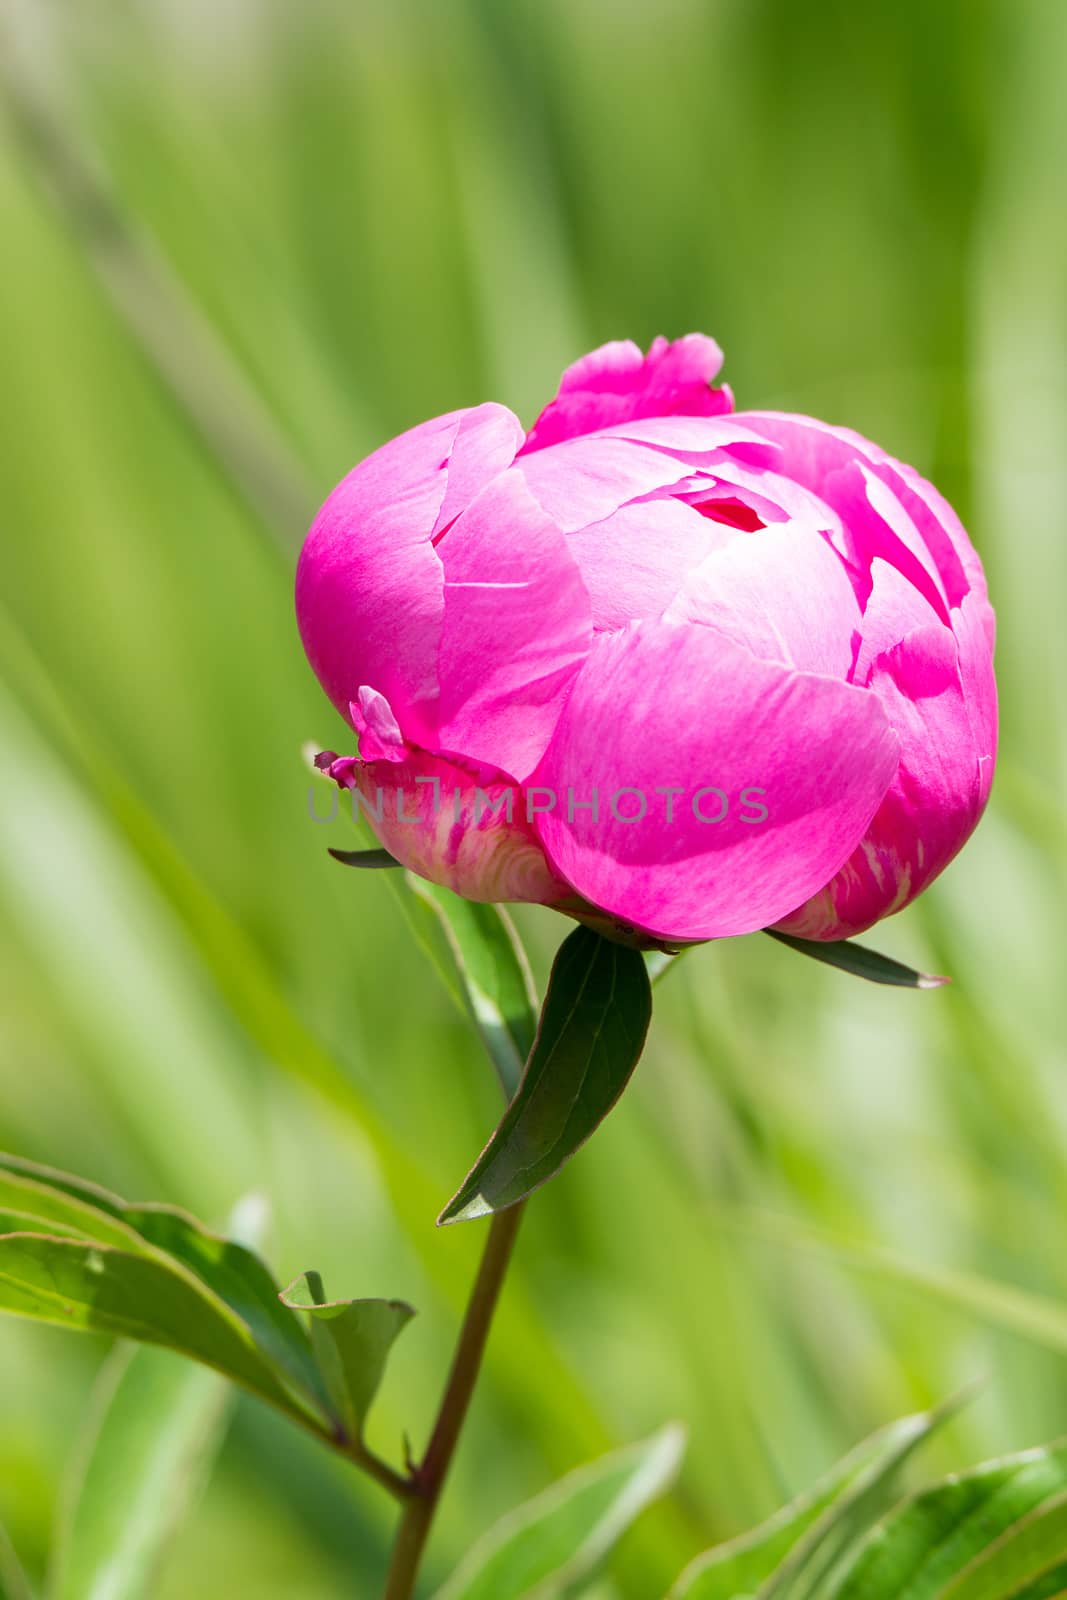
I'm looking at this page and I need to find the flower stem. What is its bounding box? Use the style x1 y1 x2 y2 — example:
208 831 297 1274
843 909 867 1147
383 1202 526 1600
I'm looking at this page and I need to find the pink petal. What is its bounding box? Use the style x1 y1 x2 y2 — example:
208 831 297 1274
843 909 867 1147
665 521 861 678
516 421 767 531
350 687 406 763
737 412 972 620
435 470 593 781
432 403 525 537
851 557 947 686
296 413 458 743
567 497 736 632
531 619 899 941
858 444 981 608
341 750 570 905
776 623 985 939
954 590 998 808
522 334 732 454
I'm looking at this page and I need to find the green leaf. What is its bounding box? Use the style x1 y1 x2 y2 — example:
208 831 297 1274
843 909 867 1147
668 1395 961 1600
758 1394 966 1600
833 1439 1067 1600
47 1195 267 1600
0 1231 313 1424
0 1155 323 1409
327 846 402 869
0 1167 154 1251
279 1272 413 1443
669 1411 950 1599
764 931 946 989
49 1343 231 1600
403 876 538 1098
439 927 653 1224
433 1424 685 1600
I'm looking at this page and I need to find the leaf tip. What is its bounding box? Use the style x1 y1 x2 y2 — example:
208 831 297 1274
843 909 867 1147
436 1194 494 1228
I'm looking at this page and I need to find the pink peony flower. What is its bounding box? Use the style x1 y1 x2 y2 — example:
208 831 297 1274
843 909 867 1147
296 335 996 946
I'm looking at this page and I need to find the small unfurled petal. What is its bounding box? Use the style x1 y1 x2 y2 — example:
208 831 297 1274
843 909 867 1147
522 334 732 454
349 687 407 763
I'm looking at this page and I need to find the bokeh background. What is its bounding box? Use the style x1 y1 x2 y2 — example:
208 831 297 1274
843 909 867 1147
2 0 1066 1594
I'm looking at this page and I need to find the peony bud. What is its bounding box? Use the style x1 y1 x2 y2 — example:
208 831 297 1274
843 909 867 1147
296 335 996 946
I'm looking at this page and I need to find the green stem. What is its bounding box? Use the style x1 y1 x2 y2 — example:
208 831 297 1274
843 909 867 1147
384 1202 526 1600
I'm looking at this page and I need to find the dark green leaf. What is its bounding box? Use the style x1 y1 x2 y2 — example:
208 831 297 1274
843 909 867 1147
403 876 538 1098
764 931 947 989
433 1425 684 1600
0 1155 323 1409
49 1343 231 1600
439 928 652 1225
327 847 402 869
280 1272 413 1443
833 1439 1067 1600
119 1207 324 1408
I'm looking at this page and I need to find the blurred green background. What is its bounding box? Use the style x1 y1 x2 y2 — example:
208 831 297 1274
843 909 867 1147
1 0 1065 1594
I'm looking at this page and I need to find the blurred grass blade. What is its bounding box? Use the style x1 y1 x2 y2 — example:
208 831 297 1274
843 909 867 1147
49 1343 231 1600
318 768 539 1097
764 932 947 988
0 1231 317 1426
758 1394 966 1600
0 1523 33 1600
327 847 402 869
433 1424 685 1600
0 47 314 555
439 928 652 1224
404 877 539 1098
740 1210 1067 1362
0 1155 323 1408
280 1272 413 1444
832 1441 1067 1600
669 1411 951 1598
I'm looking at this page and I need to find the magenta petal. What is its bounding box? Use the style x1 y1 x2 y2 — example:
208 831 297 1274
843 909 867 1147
954 591 998 808
516 423 763 531
852 557 948 685
435 470 592 781
665 521 861 678
295 414 459 742
737 412 971 619
432 403 525 537
777 623 984 939
532 619 899 941
522 334 732 454
567 498 736 632
350 687 407 763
